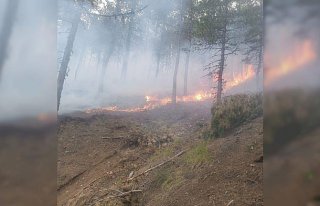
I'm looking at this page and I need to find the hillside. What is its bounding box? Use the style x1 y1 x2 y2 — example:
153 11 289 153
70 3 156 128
58 102 263 206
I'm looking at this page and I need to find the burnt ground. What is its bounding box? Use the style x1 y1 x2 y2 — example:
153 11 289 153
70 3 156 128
58 102 263 206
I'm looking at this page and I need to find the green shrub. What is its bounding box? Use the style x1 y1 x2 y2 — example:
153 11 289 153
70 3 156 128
210 93 263 138
153 167 184 190
154 167 171 188
184 141 210 165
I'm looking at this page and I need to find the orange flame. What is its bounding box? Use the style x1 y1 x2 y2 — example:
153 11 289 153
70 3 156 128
225 64 256 90
265 40 316 84
85 91 214 113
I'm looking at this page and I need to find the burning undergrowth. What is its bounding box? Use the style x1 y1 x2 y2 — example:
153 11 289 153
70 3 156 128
84 70 261 115
86 91 215 113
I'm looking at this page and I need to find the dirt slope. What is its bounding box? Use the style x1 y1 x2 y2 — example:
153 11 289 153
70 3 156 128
143 117 263 206
58 103 262 206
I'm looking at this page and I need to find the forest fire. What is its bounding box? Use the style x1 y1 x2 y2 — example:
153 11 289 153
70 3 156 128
85 63 261 114
86 91 214 113
225 64 256 90
265 40 316 84
85 67 260 114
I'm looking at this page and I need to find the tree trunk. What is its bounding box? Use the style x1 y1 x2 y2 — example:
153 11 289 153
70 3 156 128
172 0 183 104
155 53 161 78
183 0 194 96
121 0 136 80
155 27 163 78
172 45 181 104
0 0 19 80
216 23 227 103
98 42 115 94
74 46 86 80
99 1 120 93
57 13 80 111
256 38 263 91
97 50 103 70
183 41 191 96
88 50 94 65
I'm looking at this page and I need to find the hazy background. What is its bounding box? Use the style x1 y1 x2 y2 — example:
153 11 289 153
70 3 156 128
58 0 262 113
0 0 56 123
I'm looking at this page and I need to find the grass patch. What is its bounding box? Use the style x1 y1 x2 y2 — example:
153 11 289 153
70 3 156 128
150 139 186 190
162 170 184 190
153 167 184 190
153 167 171 188
151 138 184 161
209 93 262 138
184 141 210 165
156 147 174 159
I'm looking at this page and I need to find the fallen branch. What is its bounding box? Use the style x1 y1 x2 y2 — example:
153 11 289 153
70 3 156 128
101 136 121 140
128 150 187 181
108 190 143 198
227 200 234 206
57 169 86 191
246 178 258 184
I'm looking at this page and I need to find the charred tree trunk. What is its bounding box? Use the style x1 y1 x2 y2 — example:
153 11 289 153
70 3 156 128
121 0 136 80
183 41 191 96
57 13 80 111
216 22 227 103
0 0 19 80
172 0 183 104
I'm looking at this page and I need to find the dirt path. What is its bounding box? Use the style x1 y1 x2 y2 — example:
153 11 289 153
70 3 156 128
58 103 262 206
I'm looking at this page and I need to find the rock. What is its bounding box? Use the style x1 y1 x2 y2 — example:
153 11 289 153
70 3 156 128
128 171 134 179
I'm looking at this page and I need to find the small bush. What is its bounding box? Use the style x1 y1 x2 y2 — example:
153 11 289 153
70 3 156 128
210 93 263 138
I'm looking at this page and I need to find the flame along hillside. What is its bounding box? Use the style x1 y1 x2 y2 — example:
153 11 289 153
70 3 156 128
86 37 317 114
86 64 258 113
265 39 317 85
